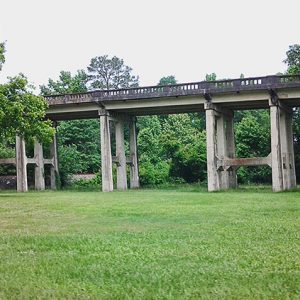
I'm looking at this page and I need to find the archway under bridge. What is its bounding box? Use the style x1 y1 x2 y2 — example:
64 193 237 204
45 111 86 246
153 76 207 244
3 75 300 192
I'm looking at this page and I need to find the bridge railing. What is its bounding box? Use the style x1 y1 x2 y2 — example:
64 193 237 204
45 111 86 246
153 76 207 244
45 75 300 103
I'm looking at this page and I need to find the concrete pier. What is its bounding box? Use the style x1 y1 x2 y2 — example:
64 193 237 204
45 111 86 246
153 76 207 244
129 117 140 188
16 136 28 192
270 98 296 191
34 140 45 190
50 132 59 189
100 110 113 192
205 103 237 191
115 116 127 190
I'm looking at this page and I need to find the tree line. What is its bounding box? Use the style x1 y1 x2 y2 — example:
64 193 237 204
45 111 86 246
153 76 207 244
1 43 300 187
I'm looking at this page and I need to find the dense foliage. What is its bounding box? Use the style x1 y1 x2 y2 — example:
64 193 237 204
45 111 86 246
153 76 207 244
0 42 54 145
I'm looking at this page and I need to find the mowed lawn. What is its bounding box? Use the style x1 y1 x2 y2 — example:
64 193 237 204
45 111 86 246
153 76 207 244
0 187 299 299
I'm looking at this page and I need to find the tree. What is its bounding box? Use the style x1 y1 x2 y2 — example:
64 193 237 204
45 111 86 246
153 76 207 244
284 44 300 74
41 70 99 184
158 75 177 86
161 114 207 182
40 70 88 95
87 55 139 90
235 111 271 183
283 44 300 182
0 42 5 71
0 43 54 143
205 73 217 81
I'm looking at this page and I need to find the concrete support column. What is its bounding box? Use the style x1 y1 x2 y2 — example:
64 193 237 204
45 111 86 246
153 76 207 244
115 117 127 190
279 108 297 190
225 115 238 188
270 105 283 191
34 141 45 190
216 114 229 189
16 136 28 192
100 110 113 192
50 131 59 190
129 117 140 189
285 112 297 188
269 98 297 191
205 108 219 191
205 103 236 191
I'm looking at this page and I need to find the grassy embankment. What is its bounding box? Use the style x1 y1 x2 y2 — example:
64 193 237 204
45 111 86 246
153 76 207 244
0 187 299 299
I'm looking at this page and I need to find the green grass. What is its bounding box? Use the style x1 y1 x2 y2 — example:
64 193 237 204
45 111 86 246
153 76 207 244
0 187 299 299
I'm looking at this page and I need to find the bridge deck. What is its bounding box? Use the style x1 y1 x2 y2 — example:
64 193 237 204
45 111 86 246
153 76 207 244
45 75 300 120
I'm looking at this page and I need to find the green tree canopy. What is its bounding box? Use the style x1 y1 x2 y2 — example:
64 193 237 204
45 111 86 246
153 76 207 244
87 55 139 90
205 73 217 81
158 75 177 86
40 70 88 95
0 42 5 71
0 43 54 143
284 44 300 75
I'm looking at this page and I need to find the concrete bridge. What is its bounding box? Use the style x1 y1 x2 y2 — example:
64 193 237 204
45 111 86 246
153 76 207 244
4 75 300 192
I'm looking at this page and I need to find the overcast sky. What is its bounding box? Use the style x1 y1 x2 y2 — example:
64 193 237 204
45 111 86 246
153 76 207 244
0 0 299 90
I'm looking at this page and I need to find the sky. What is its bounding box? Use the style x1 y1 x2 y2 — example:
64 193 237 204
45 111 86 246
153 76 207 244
0 0 299 91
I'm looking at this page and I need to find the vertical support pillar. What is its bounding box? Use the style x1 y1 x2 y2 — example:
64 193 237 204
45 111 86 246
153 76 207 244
205 102 236 191
225 114 237 188
16 136 28 192
100 110 113 192
270 103 283 192
216 113 229 189
286 111 297 188
115 116 127 190
279 107 296 190
50 129 59 190
129 117 140 189
34 140 45 190
205 104 219 191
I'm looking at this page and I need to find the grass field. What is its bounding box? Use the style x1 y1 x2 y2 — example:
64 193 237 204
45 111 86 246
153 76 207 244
0 187 299 299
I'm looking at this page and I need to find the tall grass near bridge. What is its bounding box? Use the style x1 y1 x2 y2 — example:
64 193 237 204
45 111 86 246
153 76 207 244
0 187 299 299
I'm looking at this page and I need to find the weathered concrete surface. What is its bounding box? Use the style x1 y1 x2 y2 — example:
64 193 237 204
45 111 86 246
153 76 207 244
205 103 237 191
16 136 28 192
129 117 140 189
115 117 127 190
270 105 283 191
100 110 113 192
34 141 45 190
269 99 296 191
50 132 59 190
205 108 219 191
45 75 300 120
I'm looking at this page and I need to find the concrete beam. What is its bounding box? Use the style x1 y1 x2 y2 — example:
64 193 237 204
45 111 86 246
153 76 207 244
218 154 272 169
0 158 16 165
